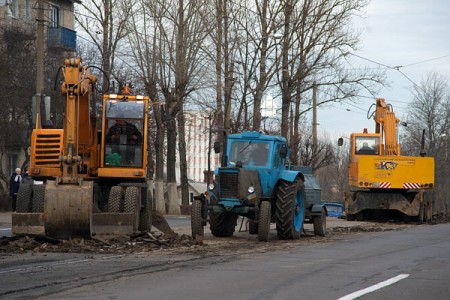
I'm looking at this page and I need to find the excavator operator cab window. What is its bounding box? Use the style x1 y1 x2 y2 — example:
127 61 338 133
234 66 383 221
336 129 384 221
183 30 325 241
355 137 379 155
104 100 145 167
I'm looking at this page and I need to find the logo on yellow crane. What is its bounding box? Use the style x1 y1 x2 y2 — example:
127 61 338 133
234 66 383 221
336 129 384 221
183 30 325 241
377 161 398 170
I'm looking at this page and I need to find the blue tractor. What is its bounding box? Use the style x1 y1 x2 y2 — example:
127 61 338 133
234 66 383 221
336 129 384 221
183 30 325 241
191 131 327 242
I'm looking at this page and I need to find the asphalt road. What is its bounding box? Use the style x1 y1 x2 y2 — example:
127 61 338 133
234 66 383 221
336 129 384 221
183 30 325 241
1 220 449 299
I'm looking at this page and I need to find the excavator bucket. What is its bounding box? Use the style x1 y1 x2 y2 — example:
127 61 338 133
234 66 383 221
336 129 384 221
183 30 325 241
44 180 93 239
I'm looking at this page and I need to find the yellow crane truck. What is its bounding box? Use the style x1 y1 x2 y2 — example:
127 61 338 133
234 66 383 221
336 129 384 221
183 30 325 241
13 57 153 239
338 98 435 222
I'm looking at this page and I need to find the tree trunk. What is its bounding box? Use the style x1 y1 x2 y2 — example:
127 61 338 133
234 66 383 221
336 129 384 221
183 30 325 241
166 118 180 214
153 104 166 214
177 106 189 208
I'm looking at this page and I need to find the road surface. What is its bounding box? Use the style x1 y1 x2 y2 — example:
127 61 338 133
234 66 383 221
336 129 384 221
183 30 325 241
0 216 449 300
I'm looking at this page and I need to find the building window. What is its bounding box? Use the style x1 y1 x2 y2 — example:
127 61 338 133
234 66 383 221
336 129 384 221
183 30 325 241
25 0 32 18
8 0 18 17
9 154 18 177
49 4 60 28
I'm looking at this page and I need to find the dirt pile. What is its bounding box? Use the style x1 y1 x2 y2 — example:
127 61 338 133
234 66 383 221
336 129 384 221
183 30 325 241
0 220 420 255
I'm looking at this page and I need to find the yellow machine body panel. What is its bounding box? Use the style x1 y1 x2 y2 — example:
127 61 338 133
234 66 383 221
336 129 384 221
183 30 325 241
349 155 435 190
28 128 64 178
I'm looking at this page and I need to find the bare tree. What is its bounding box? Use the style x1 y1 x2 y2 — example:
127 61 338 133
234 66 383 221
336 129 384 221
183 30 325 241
76 0 135 90
276 0 385 165
132 0 209 214
404 72 450 216
0 25 36 203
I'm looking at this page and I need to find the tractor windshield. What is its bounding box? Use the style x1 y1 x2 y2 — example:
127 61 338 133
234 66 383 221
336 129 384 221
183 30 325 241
229 141 270 167
104 100 145 167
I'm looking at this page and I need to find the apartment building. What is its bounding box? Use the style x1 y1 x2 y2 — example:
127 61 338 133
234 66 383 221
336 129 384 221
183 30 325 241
0 0 78 186
183 110 220 183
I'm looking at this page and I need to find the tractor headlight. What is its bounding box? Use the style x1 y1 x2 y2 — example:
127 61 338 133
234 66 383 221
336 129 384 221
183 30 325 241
248 186 255 193
208 183 215 191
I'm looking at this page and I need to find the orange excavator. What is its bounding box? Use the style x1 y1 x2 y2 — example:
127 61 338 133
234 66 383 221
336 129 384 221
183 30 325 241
13 57 153 239
339 98 435 221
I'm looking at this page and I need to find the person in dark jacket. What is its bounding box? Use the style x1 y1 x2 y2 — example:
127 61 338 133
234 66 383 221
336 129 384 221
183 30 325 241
9 168 22 211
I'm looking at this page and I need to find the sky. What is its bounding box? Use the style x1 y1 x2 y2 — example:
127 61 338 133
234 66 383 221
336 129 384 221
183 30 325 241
317 0 450 139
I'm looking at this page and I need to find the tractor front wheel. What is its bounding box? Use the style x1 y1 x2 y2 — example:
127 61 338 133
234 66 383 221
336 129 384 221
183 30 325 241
258 201 271 242
191 199 205 239
210 211 238 237
248 219 258 234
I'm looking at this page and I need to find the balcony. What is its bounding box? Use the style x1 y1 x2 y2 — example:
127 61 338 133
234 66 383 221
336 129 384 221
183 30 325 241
47 27 77 51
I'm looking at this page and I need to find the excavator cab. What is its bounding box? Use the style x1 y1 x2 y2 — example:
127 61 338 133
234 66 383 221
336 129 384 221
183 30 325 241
98 93 149 179
103 99 145 168
353 134 380 155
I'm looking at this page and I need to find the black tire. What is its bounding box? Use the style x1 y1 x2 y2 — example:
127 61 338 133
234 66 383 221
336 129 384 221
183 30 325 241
16 183 33 212
275 179 305 240
248 219 258 234
191 199 204 239
210 211 238 237
108 186 123 212
124 186 141 231
346 213 355 221
32 184 45 213
313 208 327 236
258 201 271 242
138 188 153 232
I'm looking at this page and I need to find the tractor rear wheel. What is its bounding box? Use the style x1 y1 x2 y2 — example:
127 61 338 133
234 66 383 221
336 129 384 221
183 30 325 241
16 184 33 212
275 179 305 240
32 185 45 213
191 199 204 239
108 186 123 212
210 211 238 237
313 208 327 236
258 201 271 242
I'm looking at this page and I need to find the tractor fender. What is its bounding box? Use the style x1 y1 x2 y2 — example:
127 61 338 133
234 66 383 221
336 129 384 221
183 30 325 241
278 170 305 183
193 193 208 204
310 203 327 215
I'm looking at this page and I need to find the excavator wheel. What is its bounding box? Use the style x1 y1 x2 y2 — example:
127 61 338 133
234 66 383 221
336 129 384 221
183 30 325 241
32 185 45 213
138 188 153 232
108 186 124 213
16 184 33 213
124 186 140 232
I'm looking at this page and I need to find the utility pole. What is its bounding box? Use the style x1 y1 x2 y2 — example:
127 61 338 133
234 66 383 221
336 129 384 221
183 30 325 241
312 81 318 162
35 0 45 129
